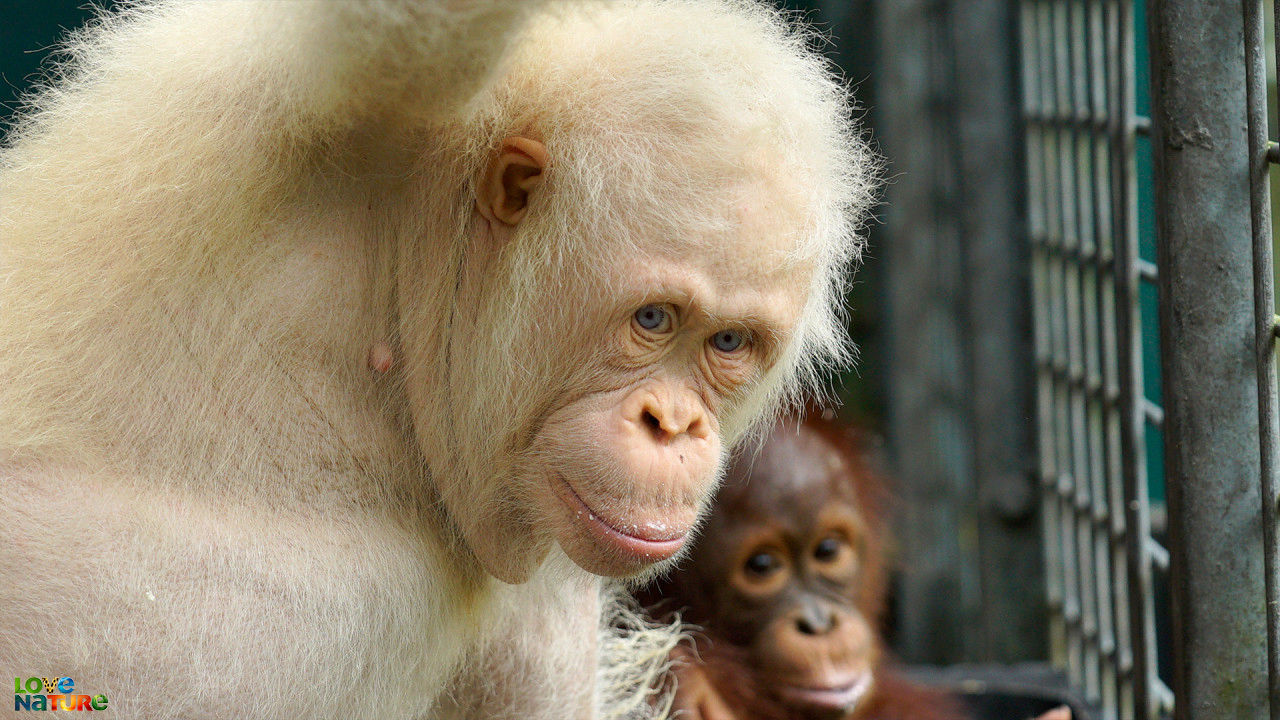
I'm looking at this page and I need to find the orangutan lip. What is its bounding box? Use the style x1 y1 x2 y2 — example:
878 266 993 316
778 672 874 711
553 474 688 560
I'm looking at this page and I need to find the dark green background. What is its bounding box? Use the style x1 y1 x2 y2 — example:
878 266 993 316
1 2 118 128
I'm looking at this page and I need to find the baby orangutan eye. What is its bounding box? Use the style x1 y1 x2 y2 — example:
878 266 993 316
745 551 779 575
634 304 672 333
813 537 841 561
711 329 745 353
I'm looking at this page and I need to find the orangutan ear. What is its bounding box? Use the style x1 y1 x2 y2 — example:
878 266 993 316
478 136 549 226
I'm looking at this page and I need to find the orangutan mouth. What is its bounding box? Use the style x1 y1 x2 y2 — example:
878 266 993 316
778 672 874 712
553 474 689 561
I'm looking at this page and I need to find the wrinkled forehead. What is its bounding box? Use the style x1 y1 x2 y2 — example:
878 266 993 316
548 146 826 346
659 164 819 272
617 185 818 301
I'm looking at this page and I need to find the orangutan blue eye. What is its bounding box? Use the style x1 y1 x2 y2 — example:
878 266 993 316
634 305 670 332
712 330 744 353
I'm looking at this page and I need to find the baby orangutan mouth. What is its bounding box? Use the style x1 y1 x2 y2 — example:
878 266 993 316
553 474 689 562
780 671 875 713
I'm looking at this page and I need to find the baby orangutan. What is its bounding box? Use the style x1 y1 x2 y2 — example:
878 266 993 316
637 415 1070 717
639 417 1075 720
637 415 967 720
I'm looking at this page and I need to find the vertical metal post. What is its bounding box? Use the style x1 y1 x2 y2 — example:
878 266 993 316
1108 2 1162 717
877 0 980 663
1254 1 1280 715
879 0 1043 664
1145 1 1269 717
951 0 1043 664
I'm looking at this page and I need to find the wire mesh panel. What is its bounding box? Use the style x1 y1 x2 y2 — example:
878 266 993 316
1020 2 1170 718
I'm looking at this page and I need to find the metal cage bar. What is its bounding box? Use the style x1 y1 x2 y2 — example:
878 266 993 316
1145 0 1269 718
1254 0 1280 716
1109 2 1165 716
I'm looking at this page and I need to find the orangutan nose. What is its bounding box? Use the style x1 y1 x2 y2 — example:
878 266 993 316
630 389 710 444
795 602 838 636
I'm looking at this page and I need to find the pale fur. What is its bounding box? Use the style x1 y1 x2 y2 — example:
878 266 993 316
0 1 876 718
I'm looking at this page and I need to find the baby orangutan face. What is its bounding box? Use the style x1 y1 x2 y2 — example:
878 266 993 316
659 420 887 719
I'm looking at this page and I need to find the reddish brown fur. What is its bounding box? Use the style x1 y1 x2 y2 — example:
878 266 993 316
638 414 968 720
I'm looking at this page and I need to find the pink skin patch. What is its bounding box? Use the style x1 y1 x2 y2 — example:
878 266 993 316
553 474 688 562
368 341 394 374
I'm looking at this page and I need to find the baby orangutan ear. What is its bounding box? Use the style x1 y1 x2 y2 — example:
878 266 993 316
478 136 548 226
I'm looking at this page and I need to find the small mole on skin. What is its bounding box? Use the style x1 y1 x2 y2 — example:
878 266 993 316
368 341 394 374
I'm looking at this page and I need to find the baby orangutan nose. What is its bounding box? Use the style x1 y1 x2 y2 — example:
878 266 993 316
794 602 840 636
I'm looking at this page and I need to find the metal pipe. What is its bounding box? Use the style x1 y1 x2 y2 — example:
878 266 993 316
1024 0 1069 672
1252 0 1280 715
1108 1 1159 716
1145 0 1269 717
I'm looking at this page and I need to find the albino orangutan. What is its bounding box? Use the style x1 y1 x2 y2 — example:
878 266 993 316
0 1 876 718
